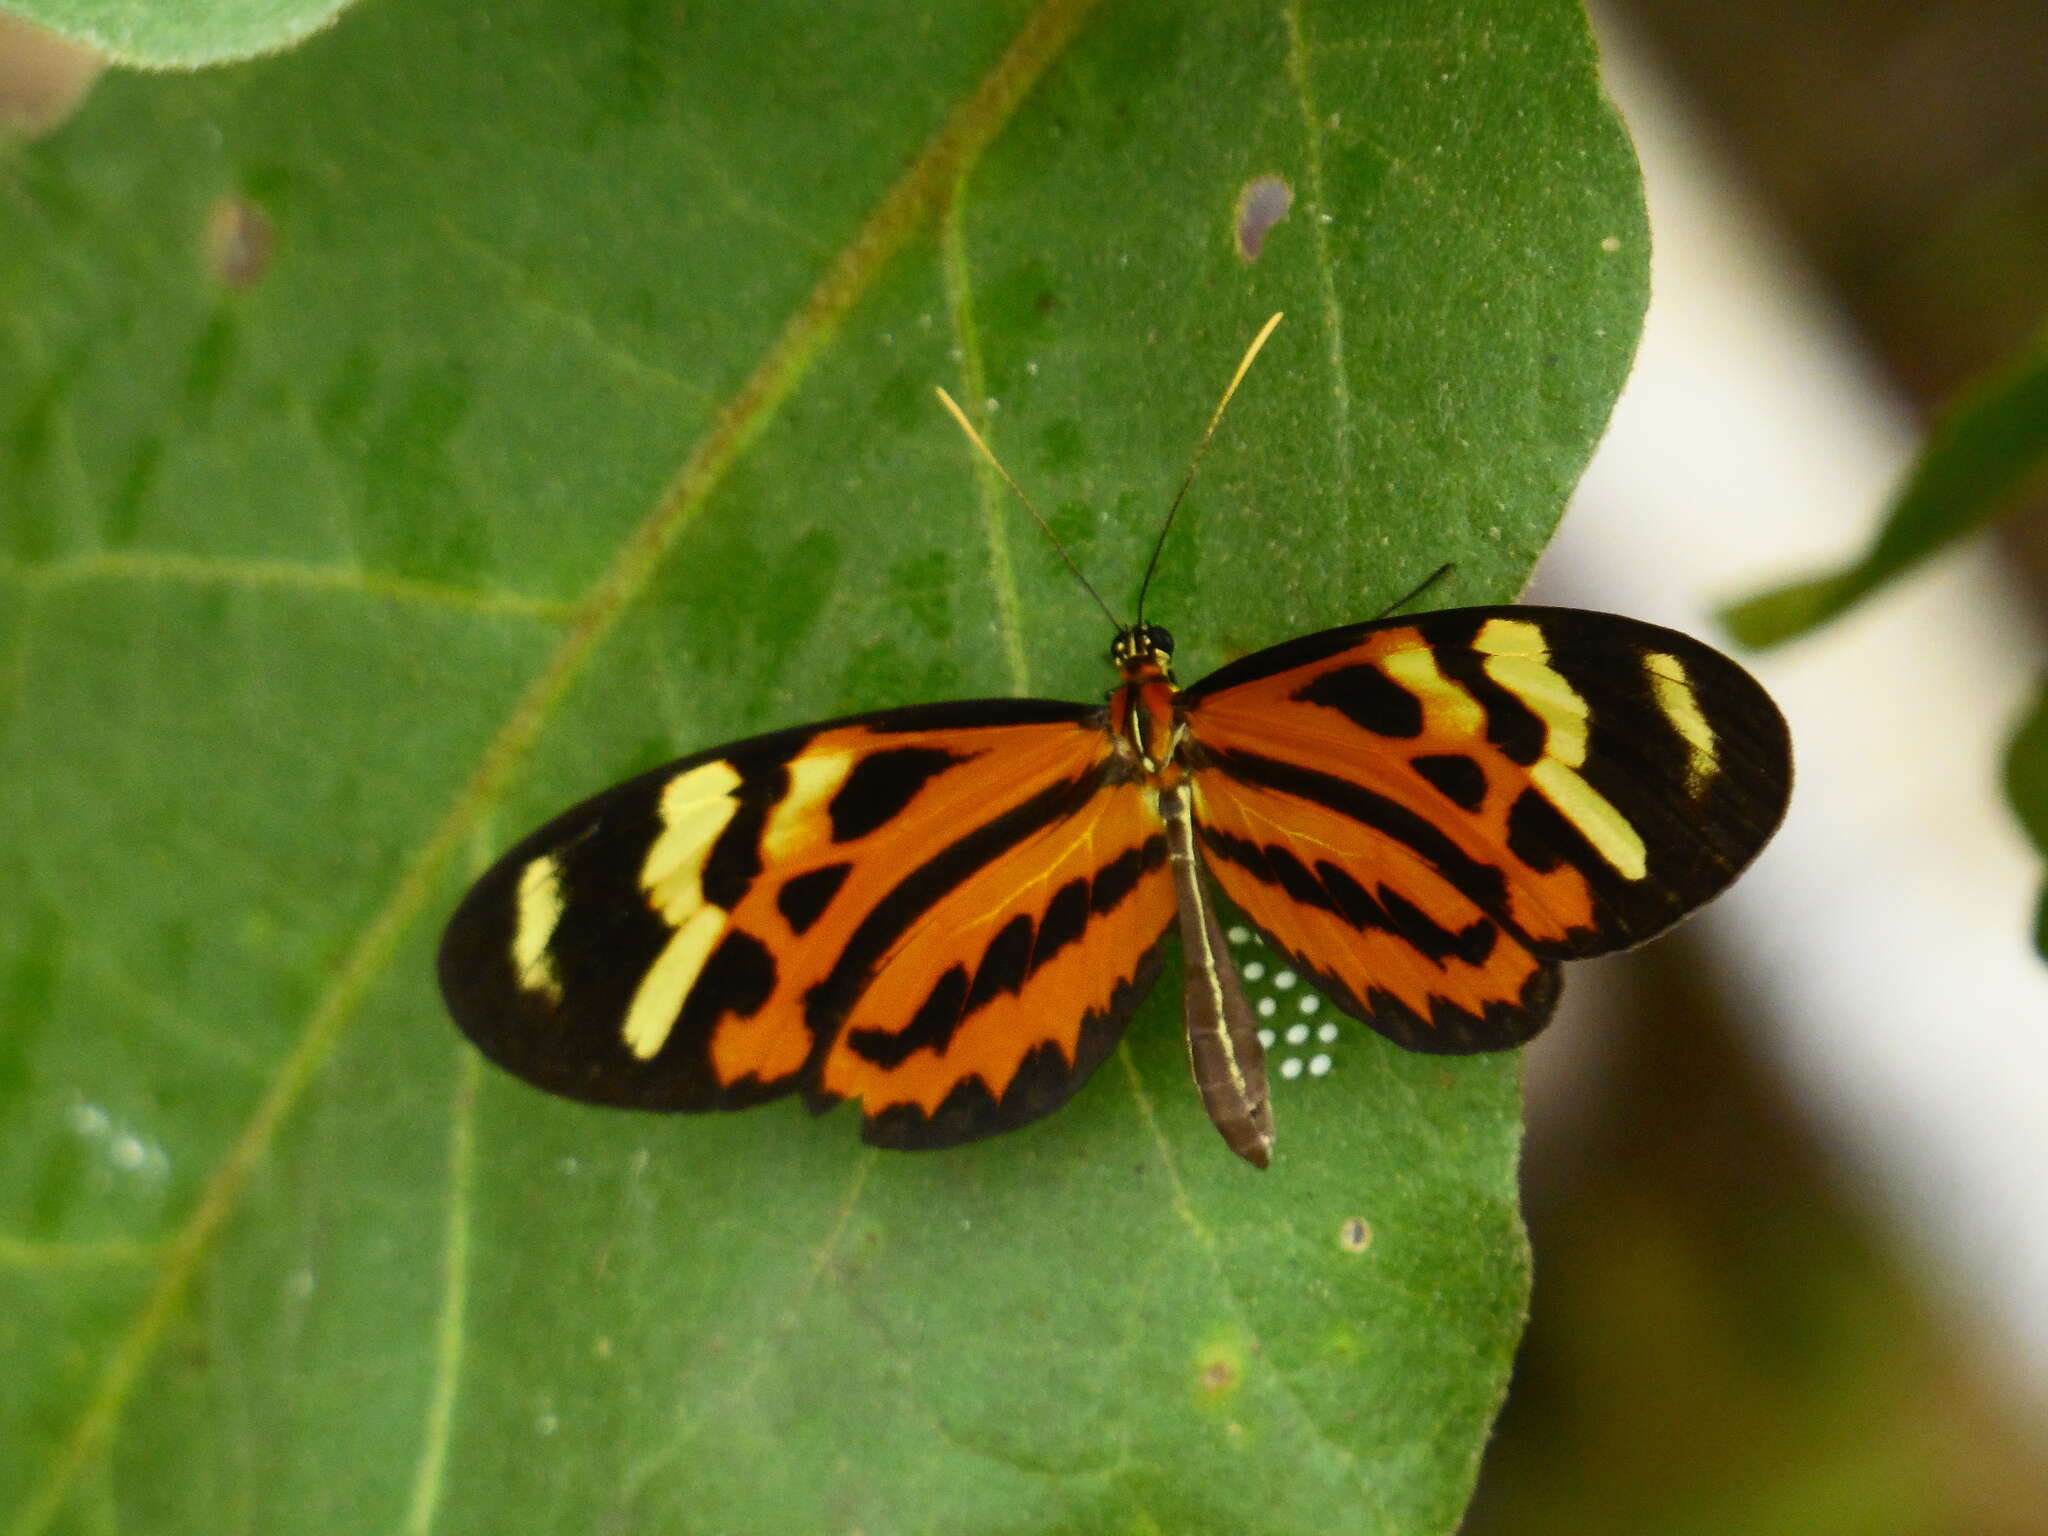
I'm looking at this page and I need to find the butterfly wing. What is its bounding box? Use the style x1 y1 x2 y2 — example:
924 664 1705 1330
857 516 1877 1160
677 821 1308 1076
812 758 1174 1149
439 697 1175 1147
1179 606 1792 1052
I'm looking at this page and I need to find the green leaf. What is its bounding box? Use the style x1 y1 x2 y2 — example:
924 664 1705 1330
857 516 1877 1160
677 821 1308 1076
0 1 1646 1531
2004 680 2048 961
1723 340 2048 648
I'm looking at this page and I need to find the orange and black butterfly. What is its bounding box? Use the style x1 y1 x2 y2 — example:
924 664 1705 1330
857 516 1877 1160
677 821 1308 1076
438 317 1791 1167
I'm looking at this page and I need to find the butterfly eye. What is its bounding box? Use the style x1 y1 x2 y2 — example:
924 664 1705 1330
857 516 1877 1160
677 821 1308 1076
1144 624 1174 658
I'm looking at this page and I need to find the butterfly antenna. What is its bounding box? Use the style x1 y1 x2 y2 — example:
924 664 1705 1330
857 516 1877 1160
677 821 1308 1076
1375 562 1455 619
935 386 1123 631
1135 311 1284 624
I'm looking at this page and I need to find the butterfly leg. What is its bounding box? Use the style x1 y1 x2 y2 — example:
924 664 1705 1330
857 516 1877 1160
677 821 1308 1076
1161 783 1274 1168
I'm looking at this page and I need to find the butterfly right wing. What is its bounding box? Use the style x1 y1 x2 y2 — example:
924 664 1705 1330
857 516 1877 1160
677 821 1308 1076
438 697 1175 1147
1179 607 1791 1053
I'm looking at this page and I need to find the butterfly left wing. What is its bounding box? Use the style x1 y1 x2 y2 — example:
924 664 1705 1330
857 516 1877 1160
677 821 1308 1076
439 698 1175 1148
1179 606 1792 1052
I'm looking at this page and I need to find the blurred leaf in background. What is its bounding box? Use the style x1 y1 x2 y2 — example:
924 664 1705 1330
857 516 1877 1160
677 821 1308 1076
1722 342 2048 647
1723 339 2048 957
0 0 358 68
2006 682 2048 957
0 0 1646 1530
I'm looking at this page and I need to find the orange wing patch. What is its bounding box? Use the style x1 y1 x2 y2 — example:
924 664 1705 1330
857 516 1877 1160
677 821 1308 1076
816 778 1173 1146
702 712 1118 1099
1188 765 1558 1052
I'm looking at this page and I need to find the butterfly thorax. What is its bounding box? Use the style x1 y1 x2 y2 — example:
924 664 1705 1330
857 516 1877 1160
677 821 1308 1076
1107 623 1183 778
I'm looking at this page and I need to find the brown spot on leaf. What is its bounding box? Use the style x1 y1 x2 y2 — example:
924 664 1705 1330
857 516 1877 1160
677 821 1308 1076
1235 175 1293 261
1193 1334 1251 1402
206 196 275 290
1340 1216 1373 1253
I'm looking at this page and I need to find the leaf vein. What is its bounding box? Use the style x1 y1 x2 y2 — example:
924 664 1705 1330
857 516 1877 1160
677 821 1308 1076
621 1150 877 1502
1116 1042 1383 1506
0 1236 162 1271
1283 0 1355 492
0 551 572 622
940 187 1033 696
434 222 716 402
402 1048 480 1536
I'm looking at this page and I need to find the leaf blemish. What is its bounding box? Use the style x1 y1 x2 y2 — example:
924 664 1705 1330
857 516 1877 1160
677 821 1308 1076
1194 1335 1250 1401
1339 1216 1372 1253
205 195 275 290
1234 175 1292 262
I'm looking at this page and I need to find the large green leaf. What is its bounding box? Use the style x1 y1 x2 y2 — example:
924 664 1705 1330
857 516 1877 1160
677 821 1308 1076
0 1 1647 1531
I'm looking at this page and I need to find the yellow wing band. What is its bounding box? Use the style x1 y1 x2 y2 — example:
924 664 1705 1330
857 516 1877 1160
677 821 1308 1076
1476 618 1647 881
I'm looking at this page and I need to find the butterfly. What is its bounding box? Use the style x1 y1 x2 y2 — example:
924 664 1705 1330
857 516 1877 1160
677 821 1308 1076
438 317 1792 1167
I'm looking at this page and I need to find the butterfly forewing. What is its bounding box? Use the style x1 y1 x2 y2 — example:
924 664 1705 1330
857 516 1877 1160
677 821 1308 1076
438 697 1175 1146
1179 606 1791 1053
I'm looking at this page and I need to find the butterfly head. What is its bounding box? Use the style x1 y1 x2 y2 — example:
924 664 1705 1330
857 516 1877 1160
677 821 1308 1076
1110 623 1175 679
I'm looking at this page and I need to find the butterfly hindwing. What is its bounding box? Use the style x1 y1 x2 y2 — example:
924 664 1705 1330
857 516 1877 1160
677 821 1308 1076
817 771 1174 1149
1179 606 1792 1052
437 697 1172 1147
